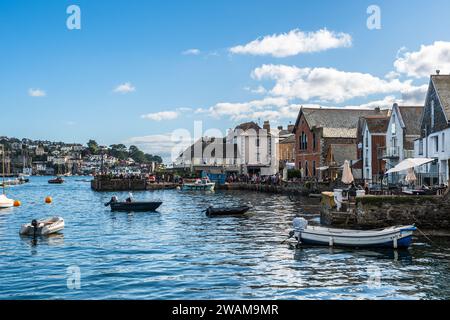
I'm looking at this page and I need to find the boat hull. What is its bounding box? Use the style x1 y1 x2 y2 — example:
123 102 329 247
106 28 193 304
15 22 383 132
206 206 251 216
109 201 163 212
20 217 65 236
182 184 215 191
0 194 14 208
294 226 416 249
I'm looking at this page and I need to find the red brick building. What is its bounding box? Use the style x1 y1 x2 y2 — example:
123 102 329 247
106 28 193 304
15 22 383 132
293 107 388 179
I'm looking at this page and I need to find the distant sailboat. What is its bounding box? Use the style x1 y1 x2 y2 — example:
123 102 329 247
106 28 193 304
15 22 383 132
0 145 14 209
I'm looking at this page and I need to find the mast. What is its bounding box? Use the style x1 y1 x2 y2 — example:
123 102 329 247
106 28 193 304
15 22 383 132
1 145 5 195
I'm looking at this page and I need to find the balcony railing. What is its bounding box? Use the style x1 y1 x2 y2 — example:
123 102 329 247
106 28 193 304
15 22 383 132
378 147 400 159
378 147 416 160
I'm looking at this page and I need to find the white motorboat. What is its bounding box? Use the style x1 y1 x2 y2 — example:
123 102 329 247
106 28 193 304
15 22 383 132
291 217 416 249
20 217 65 236
0 194 14 209
182 177 215 191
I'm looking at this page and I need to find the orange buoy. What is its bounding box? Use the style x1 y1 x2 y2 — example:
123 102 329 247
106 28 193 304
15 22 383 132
45 196 53 204
14 200 21 207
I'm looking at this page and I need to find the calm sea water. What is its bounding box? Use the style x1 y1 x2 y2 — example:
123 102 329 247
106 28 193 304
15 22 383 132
0 176 449 300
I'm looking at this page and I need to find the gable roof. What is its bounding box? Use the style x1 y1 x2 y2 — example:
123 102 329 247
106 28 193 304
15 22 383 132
294 107 389 138
396 106 424 136
235 121 261 131
363 116 389 134
431 75 450 121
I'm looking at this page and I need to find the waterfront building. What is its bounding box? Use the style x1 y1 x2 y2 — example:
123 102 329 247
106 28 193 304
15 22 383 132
277 125 295 170
174 137 240 175
382 104 424 184
293 107 388 179
360 116 389 184
414 72 450 185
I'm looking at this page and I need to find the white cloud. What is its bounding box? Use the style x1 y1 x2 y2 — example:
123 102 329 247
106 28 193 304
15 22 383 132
203 97 288 120
28 88 46 97
394 41 450 78
182 48 201 55
113 82 136 94
252 64 419 103
229 28 352 58
141 111 179 121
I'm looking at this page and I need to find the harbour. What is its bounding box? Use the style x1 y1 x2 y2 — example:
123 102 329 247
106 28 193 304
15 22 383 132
1 177 450 300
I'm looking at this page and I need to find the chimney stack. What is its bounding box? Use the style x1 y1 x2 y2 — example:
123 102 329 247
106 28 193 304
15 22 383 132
288 124 295 132
374 106 381 113
263 120 270 133
436 70 441 75
277 126 283 131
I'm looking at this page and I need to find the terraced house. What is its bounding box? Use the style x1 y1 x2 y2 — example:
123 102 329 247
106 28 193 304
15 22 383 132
293 107 387 180
383 103 423 184
414 73 450 185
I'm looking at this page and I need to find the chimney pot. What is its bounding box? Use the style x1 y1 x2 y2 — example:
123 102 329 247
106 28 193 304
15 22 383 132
436 70 441 75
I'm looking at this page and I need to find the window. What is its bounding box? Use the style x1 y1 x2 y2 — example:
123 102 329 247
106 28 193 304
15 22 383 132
434 136 439 153
419 139 424 156
431 100 435 129
300 132 308 150
391 115 396 135
312 161 316 177
365 131 369 147
312 133 316 151
305 161 309 177
442 133 445 152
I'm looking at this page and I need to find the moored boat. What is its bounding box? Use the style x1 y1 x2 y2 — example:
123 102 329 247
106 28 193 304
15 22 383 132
105 196 162 212
19 217 65 236
206 206 251 216
182 177 215 191
48 176 64 184
0 194 14 209
291 217 416 249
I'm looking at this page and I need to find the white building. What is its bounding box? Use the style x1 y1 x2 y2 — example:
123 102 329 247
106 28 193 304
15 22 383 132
384 104 423 183
414 73 450 186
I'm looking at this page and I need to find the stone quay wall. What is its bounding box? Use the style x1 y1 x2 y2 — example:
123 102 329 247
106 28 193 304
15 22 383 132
91 177 178 191
321 190 450 231
219 182 333 196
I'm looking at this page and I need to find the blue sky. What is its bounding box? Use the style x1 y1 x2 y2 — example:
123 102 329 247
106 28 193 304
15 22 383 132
1 0 450 160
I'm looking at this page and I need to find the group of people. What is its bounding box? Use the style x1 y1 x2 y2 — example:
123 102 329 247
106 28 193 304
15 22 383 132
226 173 282 186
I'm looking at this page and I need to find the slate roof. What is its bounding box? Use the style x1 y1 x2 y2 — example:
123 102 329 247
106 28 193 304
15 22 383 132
328 144 358 166
280 135 295 144
294 107 389 138
235 122 262 131
397 106 424 136
431 75 450 121
364 116 389 134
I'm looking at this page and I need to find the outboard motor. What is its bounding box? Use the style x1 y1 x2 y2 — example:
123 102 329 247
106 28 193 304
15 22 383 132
31 219 38 238
293 217 308 232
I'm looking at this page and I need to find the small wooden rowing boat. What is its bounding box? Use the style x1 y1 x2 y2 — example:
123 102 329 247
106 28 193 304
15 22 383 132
291 217 416 249
48 177 64 184
20 217 65 236
206 205 251 216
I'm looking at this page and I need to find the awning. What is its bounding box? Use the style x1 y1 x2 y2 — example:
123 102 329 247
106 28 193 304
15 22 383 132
385 158 434 174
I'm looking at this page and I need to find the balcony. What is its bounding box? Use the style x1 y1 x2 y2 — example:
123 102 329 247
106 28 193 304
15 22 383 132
378 147 400 159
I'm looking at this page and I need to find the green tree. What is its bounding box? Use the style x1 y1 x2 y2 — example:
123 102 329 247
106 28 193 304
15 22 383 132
87 140 99 155
109 144 128 160
128 145 146 163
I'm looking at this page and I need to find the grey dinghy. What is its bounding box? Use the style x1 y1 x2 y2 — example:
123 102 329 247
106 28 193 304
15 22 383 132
291 218 416 249
20 217 65 236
